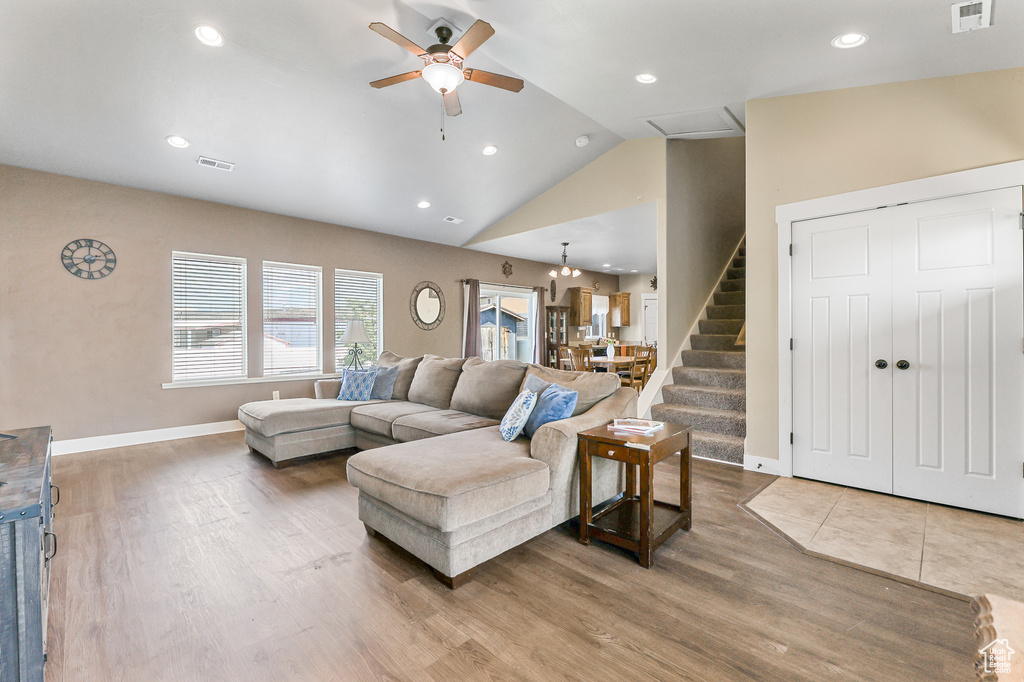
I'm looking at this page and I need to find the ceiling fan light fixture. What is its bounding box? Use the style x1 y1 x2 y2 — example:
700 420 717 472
422 62 465 93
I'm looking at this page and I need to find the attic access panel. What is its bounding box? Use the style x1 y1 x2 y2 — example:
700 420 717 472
643 107 744 139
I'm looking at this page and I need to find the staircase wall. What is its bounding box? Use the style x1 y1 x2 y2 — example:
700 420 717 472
660 138 745 371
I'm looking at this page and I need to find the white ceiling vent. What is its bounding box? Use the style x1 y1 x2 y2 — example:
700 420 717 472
643 107 744 139
951 0 992 33
197 156 235 172
443 216 464 224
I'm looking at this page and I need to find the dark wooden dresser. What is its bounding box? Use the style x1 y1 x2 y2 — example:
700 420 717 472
0 427 56 682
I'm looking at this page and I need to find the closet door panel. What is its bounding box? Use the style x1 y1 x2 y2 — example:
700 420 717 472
890 188 1023 517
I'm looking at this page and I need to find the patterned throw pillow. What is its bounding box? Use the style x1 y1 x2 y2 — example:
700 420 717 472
338 368 378 401
369 364 400 400
500 389 538 442
523 383 578 439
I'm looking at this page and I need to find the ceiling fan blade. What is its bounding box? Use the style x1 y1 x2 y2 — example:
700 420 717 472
368 22 427 56
449 20 495 60
443 90 462 117
369 71 422 88
463 69 524 93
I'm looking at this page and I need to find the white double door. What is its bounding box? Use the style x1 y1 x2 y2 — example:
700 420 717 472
792 188 1024 517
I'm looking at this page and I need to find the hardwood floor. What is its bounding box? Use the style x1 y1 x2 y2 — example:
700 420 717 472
46 432 974 681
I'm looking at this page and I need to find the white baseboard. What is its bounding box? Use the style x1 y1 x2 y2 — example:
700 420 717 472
52 420 244 456
743 455 784 476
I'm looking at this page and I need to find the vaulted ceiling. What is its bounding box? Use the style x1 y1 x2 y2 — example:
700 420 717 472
2 0 1023 265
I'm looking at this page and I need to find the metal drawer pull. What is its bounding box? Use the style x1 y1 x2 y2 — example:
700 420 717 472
44 531 57 561
51 483 60 506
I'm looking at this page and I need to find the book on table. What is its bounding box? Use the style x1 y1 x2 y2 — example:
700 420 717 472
609 418 664 436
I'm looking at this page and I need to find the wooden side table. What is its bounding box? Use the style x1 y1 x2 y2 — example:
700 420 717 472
577 421 692 568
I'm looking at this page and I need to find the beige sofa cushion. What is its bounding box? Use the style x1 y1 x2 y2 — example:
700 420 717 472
407 355 468 409
449 357 529 420
520 365 621 416
376 351 424 401
314 378 342 400
350 401 439 438
238 398 375 437
346 427 547 532
392 410 500 442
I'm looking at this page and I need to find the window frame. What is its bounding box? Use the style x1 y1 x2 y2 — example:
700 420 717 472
262 260 323 377
170 251 248 384
335 268 384 371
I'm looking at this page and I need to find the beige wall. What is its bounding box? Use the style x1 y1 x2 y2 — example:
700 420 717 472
661 138 746 362
615 273 656 343
0 165 618 440
465 138 667 246
745 66 1024 461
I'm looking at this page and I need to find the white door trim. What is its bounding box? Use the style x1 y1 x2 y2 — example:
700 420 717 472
776 159 1024 478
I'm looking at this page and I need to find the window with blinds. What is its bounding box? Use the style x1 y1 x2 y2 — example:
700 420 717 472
335 269 383 370
172 252 247 381
263 261 322 375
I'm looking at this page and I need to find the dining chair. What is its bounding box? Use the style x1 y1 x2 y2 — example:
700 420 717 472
568 346 595 372
625 345 654 390
619 344 636 357
557 346 573 369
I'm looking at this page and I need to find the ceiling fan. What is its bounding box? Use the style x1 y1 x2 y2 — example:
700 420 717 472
368 19 524 117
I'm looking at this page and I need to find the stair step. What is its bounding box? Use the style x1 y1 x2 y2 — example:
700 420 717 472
713 291 745 306
690 334 739 351
663 384 746 411
692 432 745 465
726 267 745 280
719 278 745 292
680 349 745 369
699 319 743 335
672 366 746 389
706 304 745 320
650 404 746 438
733 256 745 268
737 245 745 256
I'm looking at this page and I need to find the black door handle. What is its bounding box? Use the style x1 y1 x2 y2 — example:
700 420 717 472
896 360 910 370
875 359 888 369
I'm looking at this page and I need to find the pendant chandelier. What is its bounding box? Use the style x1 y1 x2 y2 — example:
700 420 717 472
549 242 582 278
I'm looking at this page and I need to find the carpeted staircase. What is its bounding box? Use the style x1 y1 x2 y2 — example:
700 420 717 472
651 241 746 465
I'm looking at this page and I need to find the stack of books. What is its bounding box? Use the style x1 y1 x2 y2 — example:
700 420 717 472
609 418 664 436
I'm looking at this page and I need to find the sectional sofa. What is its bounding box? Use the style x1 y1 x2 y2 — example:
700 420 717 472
238 352 638 587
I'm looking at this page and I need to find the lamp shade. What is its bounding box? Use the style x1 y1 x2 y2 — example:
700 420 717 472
340 319 371 344
421 62 465 94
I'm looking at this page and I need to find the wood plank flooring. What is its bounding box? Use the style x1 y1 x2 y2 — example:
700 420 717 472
45 432 974 681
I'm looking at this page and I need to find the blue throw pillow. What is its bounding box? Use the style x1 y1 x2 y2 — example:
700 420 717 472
523 383 578 439
338 368 377 401
369 364 399 400
522 373 551 396
500 389 538 442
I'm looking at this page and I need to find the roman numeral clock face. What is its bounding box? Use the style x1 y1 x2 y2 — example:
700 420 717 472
61 239 116 279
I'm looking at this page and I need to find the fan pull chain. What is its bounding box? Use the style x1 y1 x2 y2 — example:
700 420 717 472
441 103 445 141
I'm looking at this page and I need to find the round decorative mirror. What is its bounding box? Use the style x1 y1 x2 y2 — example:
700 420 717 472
411 281 445 330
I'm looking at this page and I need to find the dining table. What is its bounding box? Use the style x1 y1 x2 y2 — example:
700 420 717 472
559 355 636 373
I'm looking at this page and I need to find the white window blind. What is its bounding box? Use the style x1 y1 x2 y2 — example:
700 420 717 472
172 252 247 381
263 261 322 376
335 269 383 370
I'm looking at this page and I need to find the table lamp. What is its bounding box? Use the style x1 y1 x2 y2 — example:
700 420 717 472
340 319 372 369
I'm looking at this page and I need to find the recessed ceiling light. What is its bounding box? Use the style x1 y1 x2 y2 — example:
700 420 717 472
602 263 611 267
482 145 498 156
635 73 657 84
631 269 638 273
194 25 224 47
417 201 431 209
831 32 868 49
166 135 190 148
602 269 610 273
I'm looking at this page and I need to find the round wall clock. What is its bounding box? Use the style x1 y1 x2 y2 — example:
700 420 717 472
61 239 116 280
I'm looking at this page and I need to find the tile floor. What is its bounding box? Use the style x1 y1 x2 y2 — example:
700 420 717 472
743 476 1024 601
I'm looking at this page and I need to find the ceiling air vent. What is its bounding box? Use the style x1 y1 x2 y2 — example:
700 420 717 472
443 216 464 224
643 107 744 139
196 156 235 172
952 0 991 32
